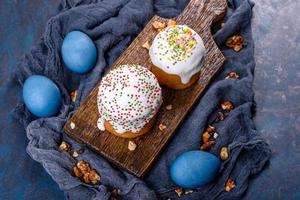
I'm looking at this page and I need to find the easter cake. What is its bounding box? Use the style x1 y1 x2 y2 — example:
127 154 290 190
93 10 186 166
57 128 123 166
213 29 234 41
97 64 162 138
149 25 206 89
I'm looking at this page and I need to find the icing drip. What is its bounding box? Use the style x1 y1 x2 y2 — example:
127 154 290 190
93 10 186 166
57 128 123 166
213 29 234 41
97 117 105 131
97 65 162 134
149 25 206 84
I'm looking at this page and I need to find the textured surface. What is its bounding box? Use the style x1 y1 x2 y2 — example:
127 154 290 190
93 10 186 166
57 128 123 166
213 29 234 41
64 0 227 177
0 0 297 200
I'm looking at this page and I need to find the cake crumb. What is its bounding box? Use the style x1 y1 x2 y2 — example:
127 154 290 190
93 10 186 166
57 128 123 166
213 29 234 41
70 90 77 102
221 22 225 28
72 151 80 158
165 104 173 110
225 72 240 79
221 101 234 111
185 189 193 195
128 141 137 151
142 41 151 50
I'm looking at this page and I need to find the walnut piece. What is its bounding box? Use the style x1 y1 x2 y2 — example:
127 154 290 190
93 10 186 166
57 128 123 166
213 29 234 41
226 72 240 79
73 160 100 184
206 125 216 133
70 90 77 102
225 35 244 52
221 101 234 111
59 141 71 152
72 151 79 158
159 123 167 131
200 141 216 150
167 19 177 26
128 141 137 151
152 21 166 30
142 41 151 50
225 179 236 192
202 131 211 143
220 147 229 160
175 188 184 197
165 104 173 110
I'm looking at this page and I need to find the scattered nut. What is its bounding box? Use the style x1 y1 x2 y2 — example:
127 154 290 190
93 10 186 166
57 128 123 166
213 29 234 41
111 188 121 198
221 22 225 28
72 151 80 158
225 72 240 79
225 179 236 192
70 90 77 102
165 104 173 110
167 19 177 26
220 147 229 160
159 123 167 131
206 125 216 133
73 161 100 184
73 166 83 177
59 141 71 152
152 21 166 30
217 111 225 121
175 188 184 197
70 122 76 129
225 35 245 52
184 189 193 195
128 141 137 151
142 41 151 50
202 131 211 143
88 169 101 184
200 141 216 150
77 160 91 174
221 101 234 111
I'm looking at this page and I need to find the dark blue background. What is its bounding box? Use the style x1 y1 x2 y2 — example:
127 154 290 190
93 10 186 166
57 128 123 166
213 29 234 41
1 0 299 199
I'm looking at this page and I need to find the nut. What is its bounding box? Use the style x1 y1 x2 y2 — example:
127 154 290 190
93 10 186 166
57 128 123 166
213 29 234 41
217 111 225 121
206 125 216 133
221 101 234 111
226 72 240 79
70 90 77 102
128 141 137 151
72 151 79 158
200 141 216 150
73 166 83 177
220 147 229 160
73 161 101 185
221 22 225 28
225 179 236 192
142 41 151 50
202 131 211 143
159 123 167 131
111 188 121 198
167 19 177 26
165 104 173 110
77 160 91 174
88 169 101 184
70 122 76 129
59 141 71 152
225 35 244 52
152 21 166 30
175 188 184 197
185 189 193 194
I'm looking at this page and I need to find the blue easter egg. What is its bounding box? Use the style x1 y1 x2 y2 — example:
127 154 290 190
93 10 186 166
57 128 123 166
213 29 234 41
23 75 62 117
61 31 97 73
170 150 220 189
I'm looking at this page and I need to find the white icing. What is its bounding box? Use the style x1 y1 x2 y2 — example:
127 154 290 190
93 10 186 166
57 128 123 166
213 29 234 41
149 25 206 84
97 117 105 131
97 65 162 134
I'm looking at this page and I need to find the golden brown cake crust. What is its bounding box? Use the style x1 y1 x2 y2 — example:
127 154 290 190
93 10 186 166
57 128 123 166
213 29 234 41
104 115 157 138
151 64 199 90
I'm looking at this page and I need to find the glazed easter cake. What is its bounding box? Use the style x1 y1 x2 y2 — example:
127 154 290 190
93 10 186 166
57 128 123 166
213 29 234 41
150 25 206 89
97 64 162 138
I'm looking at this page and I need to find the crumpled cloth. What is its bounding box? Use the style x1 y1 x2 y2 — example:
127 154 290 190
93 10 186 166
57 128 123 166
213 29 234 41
13 0 271 199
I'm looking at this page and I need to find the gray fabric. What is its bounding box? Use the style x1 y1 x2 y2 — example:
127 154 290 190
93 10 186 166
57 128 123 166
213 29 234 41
13 0 271 199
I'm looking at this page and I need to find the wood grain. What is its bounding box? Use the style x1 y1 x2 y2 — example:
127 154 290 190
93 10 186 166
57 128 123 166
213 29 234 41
64 0 227 177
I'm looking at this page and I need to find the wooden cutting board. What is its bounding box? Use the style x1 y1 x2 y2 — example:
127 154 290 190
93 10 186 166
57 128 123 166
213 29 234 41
64 0 227 177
